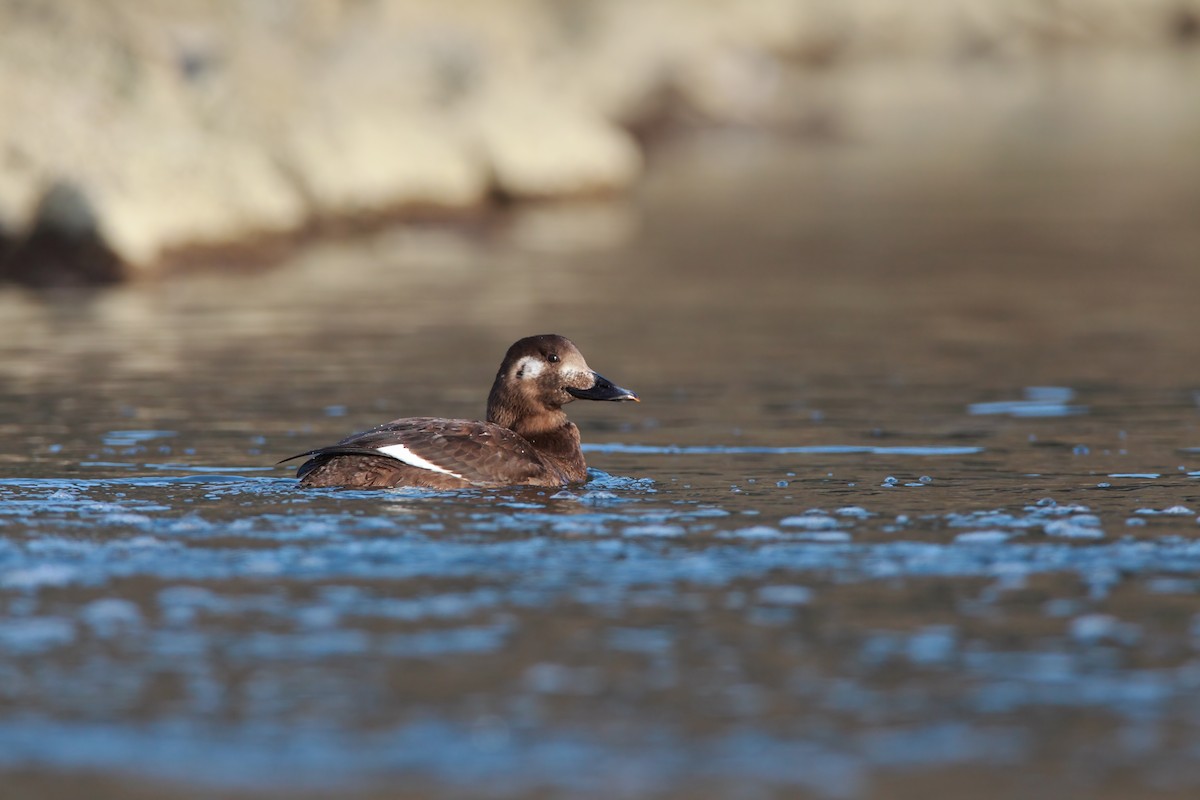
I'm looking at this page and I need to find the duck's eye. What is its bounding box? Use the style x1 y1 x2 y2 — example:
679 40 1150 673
547 353 560 363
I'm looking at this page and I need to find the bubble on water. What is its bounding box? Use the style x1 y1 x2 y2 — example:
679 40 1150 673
1027 502 1091 517
158 586 224 623
0 617 76 654
547 520 604 537
81 598 143 637
1145 577 1194 594
780 514 840 531
523 663 601 695
948 511 1029 530
103 430 177 447
101 513 154 526
296 606 340 630
1135 506 1194 516
576 491 621 506
607 627 673 654
397 624 516 658
719 526 783 540
776 481 789 488
954 531 1011 545
757 585 813 606
748 607 794 626
906 626 957 665
1 564 80 590
882 476 898 487
1042 598 1082 617
794 531 852 543
970 388 1086 418
1043 517 1104 539
1069 614 1140 645
1125 518 1147 527
622 524 686 538
1097 482 1112 488
687 507 731 518
835 507 872 518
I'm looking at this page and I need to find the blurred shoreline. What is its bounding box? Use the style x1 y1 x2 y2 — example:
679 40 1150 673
1 0 1198 284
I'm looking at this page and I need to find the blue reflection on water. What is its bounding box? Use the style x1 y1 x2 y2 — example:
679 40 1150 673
2 468 1200 793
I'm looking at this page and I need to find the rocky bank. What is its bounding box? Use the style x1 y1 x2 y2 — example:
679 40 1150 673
1 0 1196 283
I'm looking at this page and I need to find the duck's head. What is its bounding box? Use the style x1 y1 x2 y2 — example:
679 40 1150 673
487 334 638 431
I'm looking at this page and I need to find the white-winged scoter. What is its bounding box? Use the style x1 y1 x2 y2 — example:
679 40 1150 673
282 334 639 488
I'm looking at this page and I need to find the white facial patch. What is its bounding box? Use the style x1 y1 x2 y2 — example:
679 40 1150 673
376 444 465 479
515 356 544 379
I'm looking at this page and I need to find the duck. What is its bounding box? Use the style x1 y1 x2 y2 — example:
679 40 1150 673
282 334 639 489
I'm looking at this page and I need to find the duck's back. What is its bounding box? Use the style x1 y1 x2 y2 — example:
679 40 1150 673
295 417 571 489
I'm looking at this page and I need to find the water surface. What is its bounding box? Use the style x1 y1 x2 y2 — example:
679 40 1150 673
3 54 1200 799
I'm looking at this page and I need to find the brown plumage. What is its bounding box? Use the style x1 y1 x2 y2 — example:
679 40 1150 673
281 334 639 489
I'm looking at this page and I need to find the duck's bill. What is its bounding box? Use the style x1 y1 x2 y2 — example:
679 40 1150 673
567 372 639 402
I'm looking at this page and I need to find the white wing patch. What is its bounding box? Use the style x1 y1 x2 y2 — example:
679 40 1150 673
376 444 466 479
515 356 544 379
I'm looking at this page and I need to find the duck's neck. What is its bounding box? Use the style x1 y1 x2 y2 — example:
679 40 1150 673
524 422 586 483
487 382 566 437
487 382 586 482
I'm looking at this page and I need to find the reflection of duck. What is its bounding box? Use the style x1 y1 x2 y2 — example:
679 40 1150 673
283 334 638 489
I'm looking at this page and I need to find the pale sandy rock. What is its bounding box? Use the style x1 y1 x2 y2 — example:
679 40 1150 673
0 149 41 238
282 108 486 216
470 88 642 198
0 2 307 269
7 99 304 269
74 134 303 266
